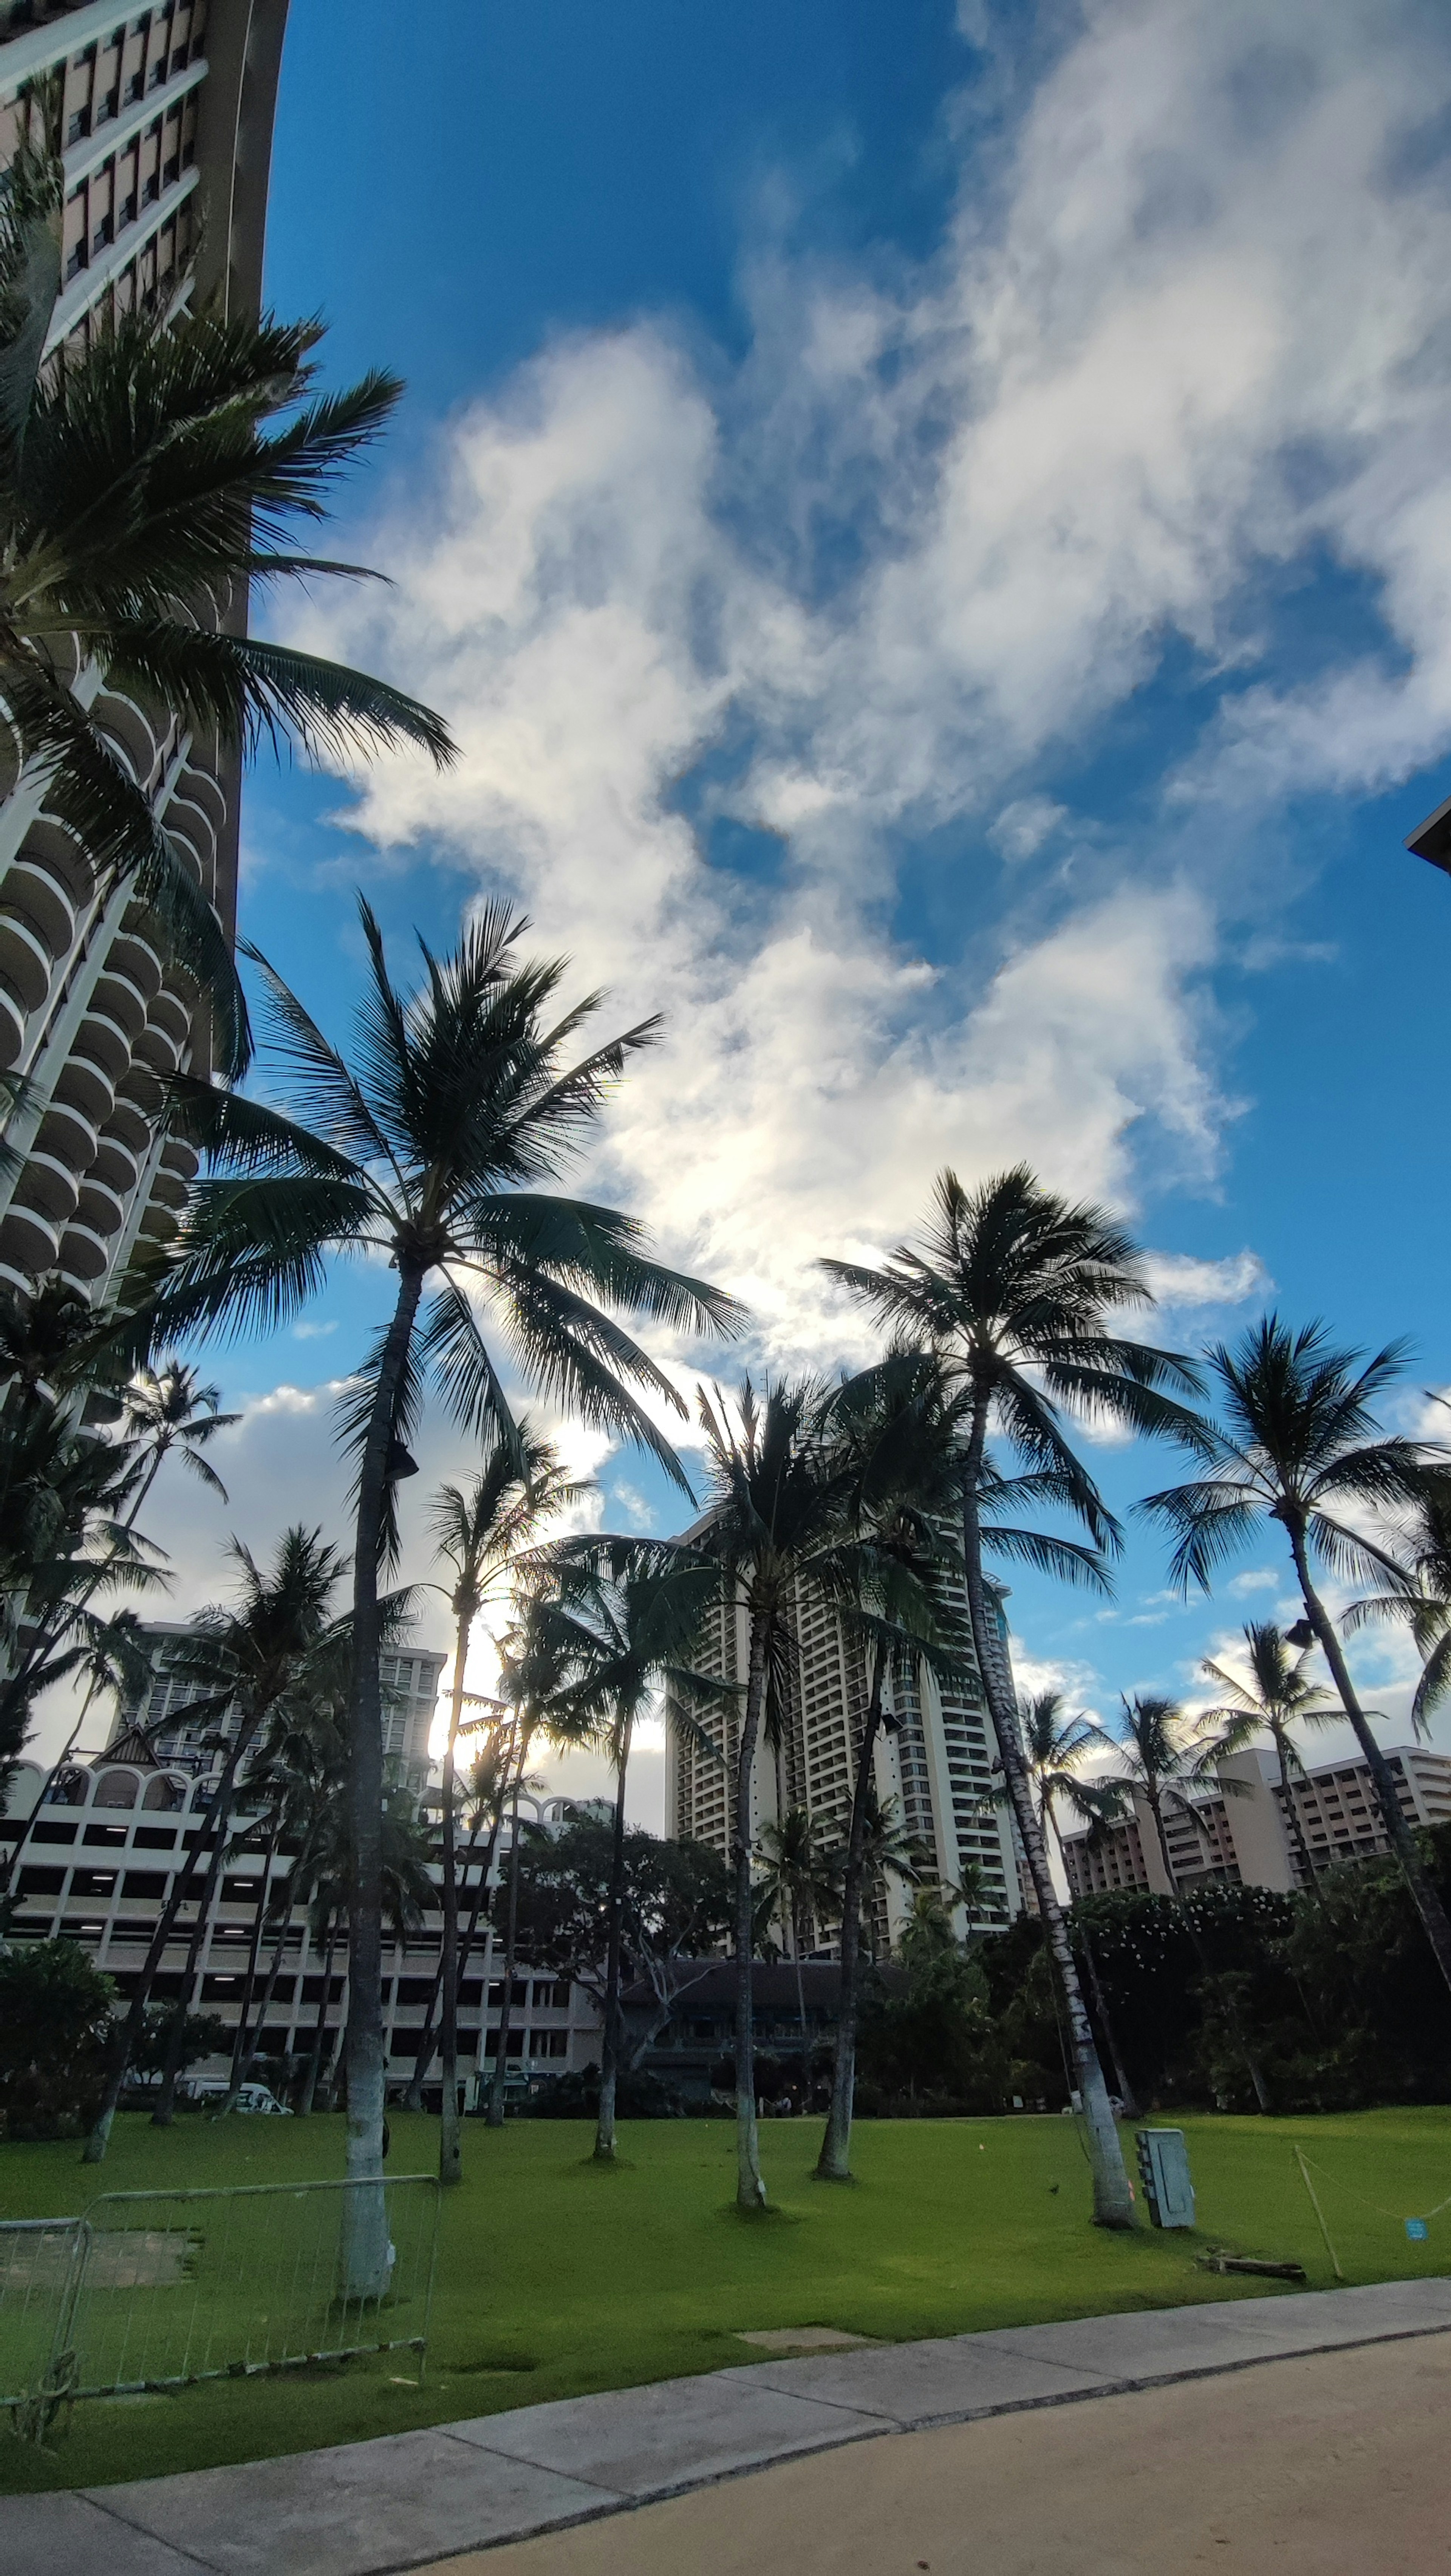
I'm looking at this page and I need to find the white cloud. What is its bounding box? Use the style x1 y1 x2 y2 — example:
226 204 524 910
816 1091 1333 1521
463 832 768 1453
988 795 1069 862
1227 1566 1284 1596
1140 1249 1271 1311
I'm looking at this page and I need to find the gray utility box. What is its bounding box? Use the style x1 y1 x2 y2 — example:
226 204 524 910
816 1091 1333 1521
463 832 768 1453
1136 2127 1195 2229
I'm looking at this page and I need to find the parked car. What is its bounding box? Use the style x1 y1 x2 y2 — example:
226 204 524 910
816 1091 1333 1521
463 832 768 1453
178 2077 291 2116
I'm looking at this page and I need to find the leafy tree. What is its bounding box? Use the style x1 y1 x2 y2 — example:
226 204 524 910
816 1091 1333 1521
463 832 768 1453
1139 1316 1451 1996
130 2007 229 2084
513 1807 733 2074
857 1892 1006 2115
755 1808 841 2050
145 899 739 2277
0 100 453 1073
821 1166 1200 2228
0 1938 114 2136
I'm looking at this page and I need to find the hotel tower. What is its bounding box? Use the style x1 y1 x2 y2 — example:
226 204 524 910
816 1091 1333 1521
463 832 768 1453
0 0 287 1300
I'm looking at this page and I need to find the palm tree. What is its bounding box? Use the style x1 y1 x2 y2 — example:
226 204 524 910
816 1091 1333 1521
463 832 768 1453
755 1808 842 2059
1197 1622 1340 1902
426 1426 584 2183
485 1606 592 2126
84 1525 350 2158
403 1714 513 2112
1139 1315 1451 1996
1340 1466 1451 1735
1015 1689 1138 2116
0 104 453 1073
821 1167 1200 2229
144 900 741 2277
1103 1690 1271 2111
693 1376 857 2210
118 1362 237 1524
537 1541 726 2160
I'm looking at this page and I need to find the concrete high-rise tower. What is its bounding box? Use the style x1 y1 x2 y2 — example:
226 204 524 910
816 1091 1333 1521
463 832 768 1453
665 1553 1025 1953
0 0 288 1300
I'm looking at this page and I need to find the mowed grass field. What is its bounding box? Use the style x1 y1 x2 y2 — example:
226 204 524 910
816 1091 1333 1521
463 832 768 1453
3 2106 1450 2494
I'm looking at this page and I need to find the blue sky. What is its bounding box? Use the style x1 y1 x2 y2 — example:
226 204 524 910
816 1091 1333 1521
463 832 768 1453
51 0 1451 1813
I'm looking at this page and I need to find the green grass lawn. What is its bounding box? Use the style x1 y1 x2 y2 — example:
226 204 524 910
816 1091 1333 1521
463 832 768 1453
3 2105 1450 2494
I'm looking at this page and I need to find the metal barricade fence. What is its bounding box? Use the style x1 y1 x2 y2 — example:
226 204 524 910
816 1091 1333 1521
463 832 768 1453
0 2217 90 2409
4 2175 439 2412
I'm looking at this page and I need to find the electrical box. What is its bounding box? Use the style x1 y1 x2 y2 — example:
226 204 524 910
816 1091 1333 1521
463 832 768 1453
1136 2127 1195 2229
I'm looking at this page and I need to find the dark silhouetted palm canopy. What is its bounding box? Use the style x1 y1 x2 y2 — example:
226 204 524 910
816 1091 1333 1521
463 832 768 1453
143 899 741 2258
1343 1470 1451 1734
821 1164 1205 2229
537 1538 726 2163
0 106 454 1074
1140 1314 1451 1995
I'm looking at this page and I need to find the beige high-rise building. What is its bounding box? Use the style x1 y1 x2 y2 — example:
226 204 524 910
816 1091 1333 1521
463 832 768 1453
666 1548 1025 1951
0 1 288 1299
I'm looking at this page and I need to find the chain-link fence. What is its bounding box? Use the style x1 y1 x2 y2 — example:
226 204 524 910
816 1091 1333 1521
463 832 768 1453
2 2175 439 2421
0 2218 89 2409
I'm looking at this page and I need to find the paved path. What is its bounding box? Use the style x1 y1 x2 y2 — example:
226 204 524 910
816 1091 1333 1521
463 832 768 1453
5 2277 1451 2576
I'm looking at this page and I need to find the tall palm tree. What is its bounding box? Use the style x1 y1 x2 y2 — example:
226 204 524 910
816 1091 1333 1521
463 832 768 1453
755 1808 842 2058
1197 1622 1340 1902
0 105 454 1072
427 1426 584 2183
694 1376 856 2210
403 1713 513 2112
1341 1466 1451 1735
1016 1689 1138 2116
821 1166 1200 2229
118 1362 237 1525
1103 1690 1270 2111
537 1541 726 2161
1139 1315 1451 1995
144 901 740 2277
485 1605 593 2126
84 1525 351 2157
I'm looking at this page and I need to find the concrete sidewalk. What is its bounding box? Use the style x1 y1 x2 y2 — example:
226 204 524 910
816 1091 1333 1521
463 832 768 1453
5 2277 1451 2576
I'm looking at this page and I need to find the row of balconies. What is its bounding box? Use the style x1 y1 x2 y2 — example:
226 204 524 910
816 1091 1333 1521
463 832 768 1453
0 690 226 1296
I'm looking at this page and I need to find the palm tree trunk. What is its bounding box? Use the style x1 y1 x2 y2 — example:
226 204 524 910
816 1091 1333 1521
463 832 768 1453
734 1598 768 2211
1288 1523 1451 1997
83 1726 249 2163
343 1262 424 2296
154 1754 249 2126
594 1715 633 2163
960 1404 1135 2229
410 1793 506 2105
438 1605 468 2187
487 1749 529 2126
817 1657 885 2182
299 1910 339 2116
233 1901 293 2102
1044 1808 1138 2118
224 1823 281 2104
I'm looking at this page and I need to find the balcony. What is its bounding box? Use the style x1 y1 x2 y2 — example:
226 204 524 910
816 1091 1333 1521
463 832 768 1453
13 1151 81 1227
105 1092 151 1157
77 1175 127 1239
52 1050 114 1129
0 986 23 1070
74 1009 133 1086
0 860 77 958
91 1133 141 1199
0 1203 60 1279
106 928 164 1004
93 967 150 1042
57 1219 110 1282
134 1017 182 1074
0 913 54 1015
36 1099 100 1177
94 693 159 792
22 819 94 910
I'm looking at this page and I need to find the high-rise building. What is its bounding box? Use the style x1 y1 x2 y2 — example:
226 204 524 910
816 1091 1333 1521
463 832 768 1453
94 1619 446 1791
1059 1742 1451 1899
0 1 288 1299
665 1544 1025 1949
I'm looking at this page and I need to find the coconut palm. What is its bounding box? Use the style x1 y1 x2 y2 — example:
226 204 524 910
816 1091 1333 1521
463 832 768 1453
535 1540 726 2160
118 1361 237 1523
402 1713 513 2113
484 1605 595 2126
693 1375 862 2210
83 1525 351 2158
1197 1622 1340 1901
143 900 740 2273
1015 1689 1138 2115
1139 1315 1451 1996
755 1807 842 2056
1340 1466 1451 1737
0 105 453 1073
821 1167 1201 2229
425 1426 585 2183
